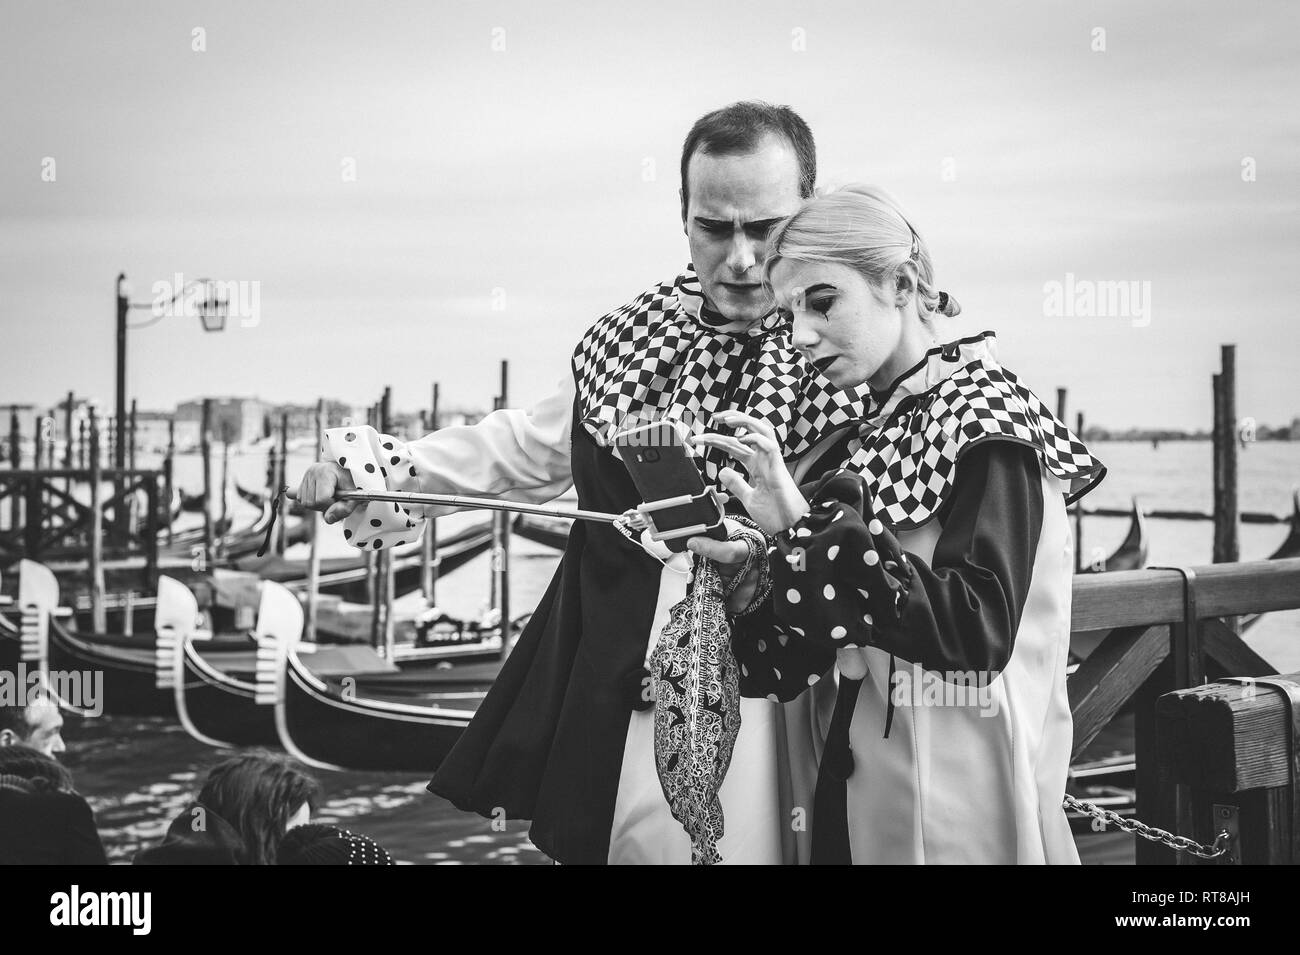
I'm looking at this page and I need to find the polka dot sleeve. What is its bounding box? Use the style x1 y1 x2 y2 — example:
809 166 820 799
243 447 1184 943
323 425 427 551
731 597 836 702
769 471 912 654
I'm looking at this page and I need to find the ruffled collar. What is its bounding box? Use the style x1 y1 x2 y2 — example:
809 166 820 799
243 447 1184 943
863 331 1000 430
672 267 782 338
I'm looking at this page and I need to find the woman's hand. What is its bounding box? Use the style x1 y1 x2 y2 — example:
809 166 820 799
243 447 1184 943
286 462 360 525
690 411 810 536
685 536 759 614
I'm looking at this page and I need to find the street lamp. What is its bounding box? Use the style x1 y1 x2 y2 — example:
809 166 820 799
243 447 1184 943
114 272 229 472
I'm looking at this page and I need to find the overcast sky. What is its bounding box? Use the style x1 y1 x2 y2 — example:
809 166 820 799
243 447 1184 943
1 0 1297 429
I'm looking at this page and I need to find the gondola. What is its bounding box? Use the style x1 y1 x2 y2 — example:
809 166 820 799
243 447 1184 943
1077 497 1148 575
232 519 496 602
255 582 504 772
16 559 258 718
1069 499 1149 666
511 513 571 551
155 575 432 748
1241 490 1300 632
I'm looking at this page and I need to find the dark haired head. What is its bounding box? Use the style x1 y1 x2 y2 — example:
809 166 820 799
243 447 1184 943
0 742 74 792
197 750 321 865
679 100 816 220
0 703 34 739
278 823 394 865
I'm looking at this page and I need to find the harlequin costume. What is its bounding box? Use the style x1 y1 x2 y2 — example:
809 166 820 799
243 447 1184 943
733 330 1105 864
325 267 865 864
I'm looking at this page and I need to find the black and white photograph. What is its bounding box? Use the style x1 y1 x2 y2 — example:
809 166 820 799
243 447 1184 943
1 0 1297 918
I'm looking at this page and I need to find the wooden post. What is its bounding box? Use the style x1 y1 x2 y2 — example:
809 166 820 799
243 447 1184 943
495 361 511 658
383 389 395 658
128 399 138 471
144 471 158 588
9 409 21 530
220 424 231 535
421 383 440 606
1074 411 1084 573
276 412 289 554
305 398 324 643
34 412 45 471
88 412 106 634
63 392 75 500
201 399 214 572
122 590 135 638
1213 347 1239 565
164 418 175 544
1157 670 1300 864
1134 655 1189 864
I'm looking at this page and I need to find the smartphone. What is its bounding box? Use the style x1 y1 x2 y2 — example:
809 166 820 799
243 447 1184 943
613 421 727 552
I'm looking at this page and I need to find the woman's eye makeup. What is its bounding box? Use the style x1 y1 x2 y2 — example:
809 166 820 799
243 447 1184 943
808 296 834 315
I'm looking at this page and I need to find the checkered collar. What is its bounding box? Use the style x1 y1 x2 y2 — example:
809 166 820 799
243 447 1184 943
862 332 1001 430
572 267 866 487
840 330 1104 529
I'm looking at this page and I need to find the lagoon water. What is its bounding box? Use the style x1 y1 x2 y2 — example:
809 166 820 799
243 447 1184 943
64 440 1300 863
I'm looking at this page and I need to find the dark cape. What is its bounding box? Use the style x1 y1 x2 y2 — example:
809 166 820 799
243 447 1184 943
0 774 108 865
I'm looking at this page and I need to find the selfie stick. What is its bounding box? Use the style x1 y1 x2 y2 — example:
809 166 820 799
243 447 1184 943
334 488 621 523
332 487 727 542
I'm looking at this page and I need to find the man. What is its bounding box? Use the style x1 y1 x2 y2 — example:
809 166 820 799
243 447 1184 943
0 698 66 759
295 101 864 863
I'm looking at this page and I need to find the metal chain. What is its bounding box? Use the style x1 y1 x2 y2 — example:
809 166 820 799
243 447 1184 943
1063 794 1231 860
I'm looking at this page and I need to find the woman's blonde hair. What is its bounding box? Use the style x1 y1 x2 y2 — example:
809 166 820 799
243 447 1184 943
762 183 960 319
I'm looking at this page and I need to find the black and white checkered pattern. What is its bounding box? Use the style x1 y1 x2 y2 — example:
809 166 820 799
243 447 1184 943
572 267 866 487
843 344 1105 530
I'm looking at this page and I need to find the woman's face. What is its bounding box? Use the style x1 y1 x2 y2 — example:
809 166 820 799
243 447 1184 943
769 258 902 391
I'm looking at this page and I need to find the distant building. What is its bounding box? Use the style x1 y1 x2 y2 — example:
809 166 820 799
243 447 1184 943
176 397 265 446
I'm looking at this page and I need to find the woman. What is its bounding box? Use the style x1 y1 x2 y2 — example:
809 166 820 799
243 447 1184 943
688 184 1105 864
136 751 319 864
0 743 107 865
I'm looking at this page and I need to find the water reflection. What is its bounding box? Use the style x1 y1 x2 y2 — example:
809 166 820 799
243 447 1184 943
68 715 547 865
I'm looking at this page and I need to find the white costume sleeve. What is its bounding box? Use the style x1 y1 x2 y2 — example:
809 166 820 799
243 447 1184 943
404 373 575 512
324 374 576 551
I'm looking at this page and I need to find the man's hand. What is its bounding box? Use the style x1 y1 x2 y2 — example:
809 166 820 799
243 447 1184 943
286 463 360 525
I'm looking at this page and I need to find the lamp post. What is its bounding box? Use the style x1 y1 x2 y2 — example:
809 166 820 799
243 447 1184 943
115 273 229 542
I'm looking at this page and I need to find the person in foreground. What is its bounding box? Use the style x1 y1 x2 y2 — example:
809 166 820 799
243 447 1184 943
135 751 319 865
688 184 1105 864
0 743 107 865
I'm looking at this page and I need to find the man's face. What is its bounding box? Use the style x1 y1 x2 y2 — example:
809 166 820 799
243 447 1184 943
682 135 804 326
7 702 66 758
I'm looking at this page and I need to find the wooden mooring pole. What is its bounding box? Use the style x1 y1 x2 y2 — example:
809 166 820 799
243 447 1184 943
201 399 214 572
305 398 324 644
421 383 440 607
88 412 106 633
1213 346 1240 564
494 361 511 659
276 412 289 554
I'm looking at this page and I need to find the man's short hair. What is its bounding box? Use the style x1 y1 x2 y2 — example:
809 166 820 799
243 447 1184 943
680 100 816 208
0 703 34 741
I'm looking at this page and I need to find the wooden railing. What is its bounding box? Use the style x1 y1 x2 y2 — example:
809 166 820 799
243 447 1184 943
1068 557 1300 863
0 468 165 575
